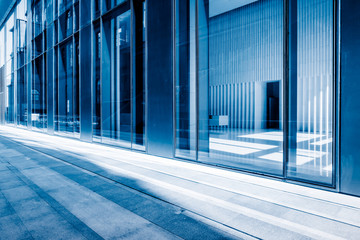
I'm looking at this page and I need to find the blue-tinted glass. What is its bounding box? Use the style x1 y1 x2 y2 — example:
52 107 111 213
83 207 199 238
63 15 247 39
54 47 59 131
33 0 42 38
287 0 334 184
94 0 100 18
175 0 197 160
17 66 27 126
102 10 131 147
196 0 284 175
93 23 101 139
74 36 80 133
59 9 73 41
59 0 72 15
5 14 15 124
32 57 46 129
58 41 74 134
132 1 146 151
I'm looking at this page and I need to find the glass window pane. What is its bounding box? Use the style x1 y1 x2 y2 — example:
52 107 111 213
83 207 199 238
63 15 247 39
101 10 131 147
17 67 27 126
175 0 197 160
132 1 146 151
54 47 59 131
93 22 101 139
58 41 74 134
287 0 334 184
197 0 284 175
59 9 73 41
74 36 80 133
33 0 42 38
94 0 101 19
5 14 15 124
32 57 45 129
5 74 14 124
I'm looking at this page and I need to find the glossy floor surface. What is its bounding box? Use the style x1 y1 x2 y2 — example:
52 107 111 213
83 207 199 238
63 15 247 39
0 126 359 240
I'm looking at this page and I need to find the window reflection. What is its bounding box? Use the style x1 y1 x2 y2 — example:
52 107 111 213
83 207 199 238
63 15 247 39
4 14 15 124
16 0 29 127
58 41 74 133
93 23 101 139
199 0 284 175
175 0 284 174
32 57 46 129
132 1 146 150
102 10 131 147
175 0 197 160
176 0 334 182
287 0 334 184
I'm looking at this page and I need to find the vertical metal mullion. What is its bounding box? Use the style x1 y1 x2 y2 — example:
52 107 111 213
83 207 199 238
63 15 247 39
195 0 199 161
77 0 80 136
334 0 340 190
130 0 134 148
90 0 94 140
283 0 289 179
144 0 148 152
72 35 75 134
172 0 176 158
99 18 103 140
14 14 18 126
28 4 32 129
72 3 76 135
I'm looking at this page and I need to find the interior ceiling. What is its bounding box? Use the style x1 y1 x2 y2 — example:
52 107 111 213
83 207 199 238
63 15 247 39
209 0 259 18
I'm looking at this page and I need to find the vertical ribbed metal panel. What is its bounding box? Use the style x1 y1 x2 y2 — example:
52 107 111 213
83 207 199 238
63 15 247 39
208 0 283 129
297 0 333 134
208 0 332 135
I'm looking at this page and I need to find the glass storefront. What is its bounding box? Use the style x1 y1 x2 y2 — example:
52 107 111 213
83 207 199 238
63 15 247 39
0 0 336 188
175 0 334 185
176 0 284 175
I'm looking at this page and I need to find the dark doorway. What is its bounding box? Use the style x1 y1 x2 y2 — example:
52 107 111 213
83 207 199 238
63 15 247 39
267 81 280 129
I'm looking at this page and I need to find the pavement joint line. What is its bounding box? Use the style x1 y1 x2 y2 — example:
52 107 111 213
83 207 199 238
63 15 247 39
5 161 105 240
0 134 257 240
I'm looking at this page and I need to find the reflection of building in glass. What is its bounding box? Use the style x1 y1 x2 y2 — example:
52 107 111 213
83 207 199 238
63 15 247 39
0 0 359 197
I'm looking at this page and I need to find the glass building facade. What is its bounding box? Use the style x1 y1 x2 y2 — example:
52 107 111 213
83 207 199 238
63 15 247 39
1 0 359 196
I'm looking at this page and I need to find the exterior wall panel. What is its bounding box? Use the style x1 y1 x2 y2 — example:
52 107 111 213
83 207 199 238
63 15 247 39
146 0 174 158
340 0 360 197
80 25 92 141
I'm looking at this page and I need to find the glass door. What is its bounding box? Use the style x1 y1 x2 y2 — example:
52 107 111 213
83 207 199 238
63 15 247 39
95 0 146 150
102 9 132 147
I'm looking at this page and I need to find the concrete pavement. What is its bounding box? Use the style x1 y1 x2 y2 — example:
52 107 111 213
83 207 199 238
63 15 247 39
0 126 360 239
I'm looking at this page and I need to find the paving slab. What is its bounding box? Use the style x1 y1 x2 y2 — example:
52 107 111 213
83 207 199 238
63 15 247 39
0 126 359 240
